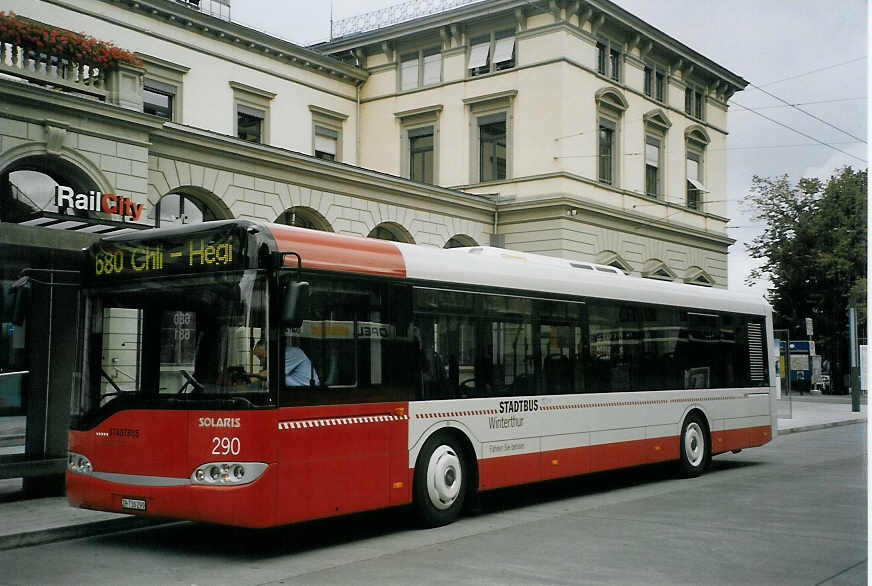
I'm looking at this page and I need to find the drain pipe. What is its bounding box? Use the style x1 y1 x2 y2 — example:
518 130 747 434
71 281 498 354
355 79 362 166
492 192 501 247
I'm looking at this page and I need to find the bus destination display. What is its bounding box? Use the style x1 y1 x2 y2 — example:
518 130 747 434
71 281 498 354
92 231 244 278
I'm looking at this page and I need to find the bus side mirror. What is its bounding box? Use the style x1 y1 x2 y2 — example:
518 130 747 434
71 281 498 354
10 276 31 326
281 281 310 329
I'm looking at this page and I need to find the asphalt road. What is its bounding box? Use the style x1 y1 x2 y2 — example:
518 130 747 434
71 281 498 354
0 424 866 585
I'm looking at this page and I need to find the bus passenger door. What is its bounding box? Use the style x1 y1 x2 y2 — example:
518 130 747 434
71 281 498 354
275 278 411 523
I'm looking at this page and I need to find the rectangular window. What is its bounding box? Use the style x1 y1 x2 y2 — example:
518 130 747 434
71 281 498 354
278 278 417 407
470 30 515 76
644 67 653 97
143 79 175 120
686 151 703 209
400 48 442 91
645 137 660 198
598 120 615 185
655 71 665 102
596 42 607 75
412 288 587 399
468 35 491 76
596 40 620 81
609 48 620 81
237 105 263 143
422 48 442 86
493 30 515 70
409 126 434 184
314 126 338 161
400 52 419 91
479 113 507 182
686 85 704 119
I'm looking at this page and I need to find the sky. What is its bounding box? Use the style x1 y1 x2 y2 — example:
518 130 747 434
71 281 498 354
229 0 868 296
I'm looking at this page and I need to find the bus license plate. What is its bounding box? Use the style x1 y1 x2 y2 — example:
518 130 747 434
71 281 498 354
121 497 146 511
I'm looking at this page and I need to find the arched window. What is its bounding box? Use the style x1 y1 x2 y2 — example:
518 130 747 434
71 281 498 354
274 206 332 232
444 234 477 248
367 222 415 243
150 192 222 227
2 156 99 224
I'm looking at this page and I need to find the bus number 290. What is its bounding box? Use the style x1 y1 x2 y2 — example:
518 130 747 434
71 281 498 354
212 436 240 456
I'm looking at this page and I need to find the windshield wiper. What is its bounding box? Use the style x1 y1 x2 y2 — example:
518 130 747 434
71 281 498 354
99 368 126 401
178 369 205 394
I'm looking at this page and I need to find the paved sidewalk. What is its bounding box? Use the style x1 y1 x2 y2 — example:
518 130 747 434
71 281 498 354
0 397 865 551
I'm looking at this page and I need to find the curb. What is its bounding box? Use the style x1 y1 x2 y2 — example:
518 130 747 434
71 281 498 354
0 516 176 551
777 418 866 436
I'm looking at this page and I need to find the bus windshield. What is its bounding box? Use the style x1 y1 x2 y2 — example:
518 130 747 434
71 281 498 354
72 270 270 424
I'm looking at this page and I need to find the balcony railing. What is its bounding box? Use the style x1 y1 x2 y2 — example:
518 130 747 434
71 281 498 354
0 42 107 99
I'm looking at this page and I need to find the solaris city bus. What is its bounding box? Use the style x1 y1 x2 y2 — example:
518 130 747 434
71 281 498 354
65 219 775 527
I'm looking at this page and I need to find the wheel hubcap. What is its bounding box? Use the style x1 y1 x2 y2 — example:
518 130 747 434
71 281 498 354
427 445 462 510
684 422 704 467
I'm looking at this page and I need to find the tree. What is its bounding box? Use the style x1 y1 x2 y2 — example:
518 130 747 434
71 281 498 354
744 167 867 393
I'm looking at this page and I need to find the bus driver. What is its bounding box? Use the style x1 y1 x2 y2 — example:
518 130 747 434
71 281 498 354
252 333 320 387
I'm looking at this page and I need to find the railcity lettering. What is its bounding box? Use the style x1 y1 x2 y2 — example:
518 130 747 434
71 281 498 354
55 185 144 221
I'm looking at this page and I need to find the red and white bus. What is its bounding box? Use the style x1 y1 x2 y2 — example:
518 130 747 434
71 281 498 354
67 220 775 527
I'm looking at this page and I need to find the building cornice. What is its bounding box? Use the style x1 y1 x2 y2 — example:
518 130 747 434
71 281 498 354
0 78 166 133
109 0 368 82
497 195 735 250
361 55 730 136
315 0 746 93
455 169 732 228
151 123 496 214
37 0 368 85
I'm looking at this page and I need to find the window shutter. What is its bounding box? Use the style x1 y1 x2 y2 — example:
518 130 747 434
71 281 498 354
314 127 337 155
645 142 659 167
468 42 490 69
492 37 515 64
237 104 264 119
400 56 419 90
422 52 442 85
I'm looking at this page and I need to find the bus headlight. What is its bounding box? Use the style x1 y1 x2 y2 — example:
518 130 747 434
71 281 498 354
190 462 267 486
67 452 93 475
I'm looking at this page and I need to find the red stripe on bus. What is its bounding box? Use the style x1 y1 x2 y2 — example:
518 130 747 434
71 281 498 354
267 224 406 277
475 425 770 490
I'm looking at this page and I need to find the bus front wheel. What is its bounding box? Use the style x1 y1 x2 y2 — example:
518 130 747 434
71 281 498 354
413 432 467 527
679 413 710 477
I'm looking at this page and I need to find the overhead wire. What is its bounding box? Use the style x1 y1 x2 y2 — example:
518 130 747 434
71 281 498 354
745 82 866 144
729 100 867 163
755 56 867 87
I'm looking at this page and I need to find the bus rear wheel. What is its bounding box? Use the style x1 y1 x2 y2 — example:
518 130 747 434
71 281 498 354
679 413 709 477
413 432 467 527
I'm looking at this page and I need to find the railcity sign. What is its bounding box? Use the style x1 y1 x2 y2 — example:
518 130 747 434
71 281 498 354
54 185 145 221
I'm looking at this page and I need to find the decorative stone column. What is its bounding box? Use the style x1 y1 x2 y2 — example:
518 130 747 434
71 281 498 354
105 62 145 111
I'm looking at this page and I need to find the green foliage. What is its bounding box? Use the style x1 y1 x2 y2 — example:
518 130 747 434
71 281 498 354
744 167 866 392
